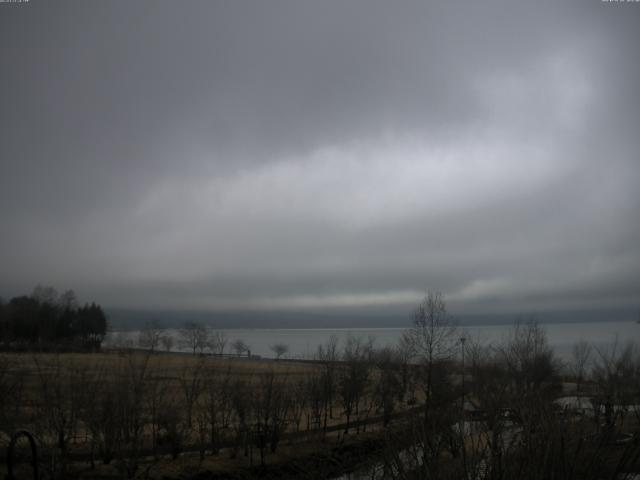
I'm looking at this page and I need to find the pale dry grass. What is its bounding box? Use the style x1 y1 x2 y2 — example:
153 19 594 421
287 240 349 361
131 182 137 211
2 350 317 381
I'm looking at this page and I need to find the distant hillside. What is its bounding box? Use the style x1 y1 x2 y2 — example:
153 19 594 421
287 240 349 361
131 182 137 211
105 307 638 330
106 309 408 330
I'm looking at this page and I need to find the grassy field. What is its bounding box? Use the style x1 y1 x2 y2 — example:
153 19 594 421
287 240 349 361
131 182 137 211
0 349 406 479
5 336 636 480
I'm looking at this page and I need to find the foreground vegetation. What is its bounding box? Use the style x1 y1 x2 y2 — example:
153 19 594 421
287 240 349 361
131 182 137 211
0 292 639 479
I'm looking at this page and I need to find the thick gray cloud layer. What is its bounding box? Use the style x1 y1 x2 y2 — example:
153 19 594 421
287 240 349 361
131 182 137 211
1 0 639 314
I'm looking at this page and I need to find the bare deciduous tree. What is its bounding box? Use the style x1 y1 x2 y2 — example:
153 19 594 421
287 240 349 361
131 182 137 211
0 356 23 438
250 370 291 464
402 291 457 423
180 356 206 428
180 321 210 355
138 320 163 353
395 335 414 404
160 334 174 352
339 335 371 434
498 317 557 397
145 370 170 459
209 330 228 355
199 364 234 454
592 338 637 430
33 355 85 475
316 335 339 431
372 347 400 426
288 375 308 433
115 351 151 478
571 339 592 392
305 370 324 431
231 339 249 357
229 377 251 459
270 343 289 360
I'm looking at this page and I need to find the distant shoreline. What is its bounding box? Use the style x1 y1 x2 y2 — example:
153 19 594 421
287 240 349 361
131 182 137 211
106 308 639 331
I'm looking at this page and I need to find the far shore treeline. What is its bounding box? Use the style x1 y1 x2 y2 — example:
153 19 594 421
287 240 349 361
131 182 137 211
0 285 107 351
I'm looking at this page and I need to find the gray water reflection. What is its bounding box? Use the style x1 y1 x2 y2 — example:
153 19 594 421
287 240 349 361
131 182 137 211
107 321 638 360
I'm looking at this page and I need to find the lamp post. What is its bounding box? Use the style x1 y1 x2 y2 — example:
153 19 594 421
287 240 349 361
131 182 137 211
460 336 467 477
460 336 466 405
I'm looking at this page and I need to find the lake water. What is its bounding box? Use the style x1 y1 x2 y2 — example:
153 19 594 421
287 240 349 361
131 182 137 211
109 320 639 361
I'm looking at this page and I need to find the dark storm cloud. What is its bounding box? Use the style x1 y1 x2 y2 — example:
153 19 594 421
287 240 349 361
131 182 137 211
1 0 639 314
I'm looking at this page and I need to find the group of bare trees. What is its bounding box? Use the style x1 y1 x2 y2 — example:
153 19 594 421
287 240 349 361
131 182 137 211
135 321 232 356
0 292 638 479
586 338 640 432
0 330 416 477
379 294 640 480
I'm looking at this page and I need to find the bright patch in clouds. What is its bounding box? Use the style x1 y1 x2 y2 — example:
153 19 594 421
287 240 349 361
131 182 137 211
1 1 638 314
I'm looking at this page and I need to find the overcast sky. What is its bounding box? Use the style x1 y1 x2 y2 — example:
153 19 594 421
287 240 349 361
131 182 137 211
1 0 639 316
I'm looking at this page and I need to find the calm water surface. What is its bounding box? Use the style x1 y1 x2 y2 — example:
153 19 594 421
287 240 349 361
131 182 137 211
112 321 639 360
